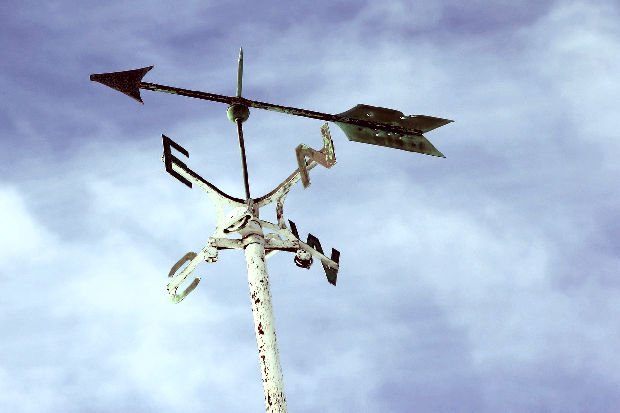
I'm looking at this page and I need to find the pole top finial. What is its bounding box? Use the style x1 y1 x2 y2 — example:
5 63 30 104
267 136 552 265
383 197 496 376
236 47 244 98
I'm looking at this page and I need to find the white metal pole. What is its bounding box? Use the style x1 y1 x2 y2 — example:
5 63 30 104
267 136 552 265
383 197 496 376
243 219 288 413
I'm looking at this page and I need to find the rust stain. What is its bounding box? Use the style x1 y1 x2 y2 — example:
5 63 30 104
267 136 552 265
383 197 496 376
258 322 265 335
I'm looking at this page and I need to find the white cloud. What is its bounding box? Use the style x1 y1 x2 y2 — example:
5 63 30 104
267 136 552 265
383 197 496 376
0 186 56 266
355 1 443 31
3 0 620 411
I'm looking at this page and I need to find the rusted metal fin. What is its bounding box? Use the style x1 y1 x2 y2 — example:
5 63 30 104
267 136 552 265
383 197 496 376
405 115 453 133
337 104 453 134
334 104 450 156
336 122 445 157
90 66 153 103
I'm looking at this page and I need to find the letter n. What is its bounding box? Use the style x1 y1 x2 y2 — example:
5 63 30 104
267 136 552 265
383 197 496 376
306 233 340 286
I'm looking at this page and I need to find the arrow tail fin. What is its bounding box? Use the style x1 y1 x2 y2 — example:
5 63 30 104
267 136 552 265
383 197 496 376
335 104 450 157
336 122 445 157
407 115 453 133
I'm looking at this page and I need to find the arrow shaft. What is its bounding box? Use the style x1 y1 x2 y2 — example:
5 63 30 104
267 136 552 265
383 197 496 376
245 99 420 135
246 99 423 136
142 80 335 120
246 98 338 123
140 82 421 136
141 81 235 105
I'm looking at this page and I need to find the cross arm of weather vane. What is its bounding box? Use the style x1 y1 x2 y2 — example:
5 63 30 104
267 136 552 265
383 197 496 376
162 124 340 302
254 123 336 225
162 124 336 230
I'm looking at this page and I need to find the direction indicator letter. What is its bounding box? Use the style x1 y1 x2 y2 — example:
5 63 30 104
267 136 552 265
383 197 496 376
162 134 192 188
288 219 340 285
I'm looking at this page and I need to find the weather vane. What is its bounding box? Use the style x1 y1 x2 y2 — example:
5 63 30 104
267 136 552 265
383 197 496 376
90 48 452 413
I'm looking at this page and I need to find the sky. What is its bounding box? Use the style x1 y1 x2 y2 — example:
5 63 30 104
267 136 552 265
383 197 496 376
1 0 619 412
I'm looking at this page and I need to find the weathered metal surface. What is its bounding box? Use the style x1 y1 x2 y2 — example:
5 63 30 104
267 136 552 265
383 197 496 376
221 206 253 234
230 49 252 201
141 81 235 104
161 128 339 282
254 159 317 210
160 136 328 409
235 118 252 201
91 66 451 154
90 66 153 103
335 104 451 157
162 134 192 188
287 219 340 285
92 49 453 413
338 104 452 134
236 48 244 98
167 244 218 303
296 123 336 187
210 237 244 250
255 125 335 211
336 122 445 157
294 248 313 269
147 84 448 139
227 103 250 123
242 219 288 413
263 235 298 252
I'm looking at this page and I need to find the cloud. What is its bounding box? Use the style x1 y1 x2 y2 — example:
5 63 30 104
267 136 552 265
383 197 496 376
2 0 620 412
0 186 54 264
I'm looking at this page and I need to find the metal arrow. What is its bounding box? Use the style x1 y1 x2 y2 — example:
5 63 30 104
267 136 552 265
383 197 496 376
90 59 452 157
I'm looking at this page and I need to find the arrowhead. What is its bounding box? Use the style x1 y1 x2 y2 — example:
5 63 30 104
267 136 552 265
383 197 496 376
90 66 153 103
